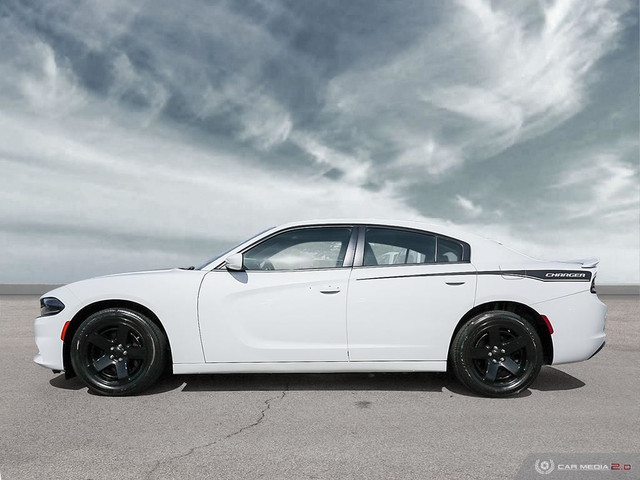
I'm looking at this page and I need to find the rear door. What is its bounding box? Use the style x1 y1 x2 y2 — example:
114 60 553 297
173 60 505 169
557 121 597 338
346 226 477 361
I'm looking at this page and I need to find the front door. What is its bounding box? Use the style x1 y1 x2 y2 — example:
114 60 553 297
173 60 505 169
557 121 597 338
198 226 355 362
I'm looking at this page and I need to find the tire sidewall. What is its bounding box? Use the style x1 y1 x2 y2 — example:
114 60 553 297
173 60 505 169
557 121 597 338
452 311 543 397
70 308 166 396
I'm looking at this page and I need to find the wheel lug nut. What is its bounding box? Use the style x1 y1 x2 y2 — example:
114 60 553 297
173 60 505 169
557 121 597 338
488 352 492 357
118 358 123 362
110 346 114 351
500 357 504 362
123 351 127 355
492 359 497 363
109 355 114 359
118 344 122 348
501 349 505 354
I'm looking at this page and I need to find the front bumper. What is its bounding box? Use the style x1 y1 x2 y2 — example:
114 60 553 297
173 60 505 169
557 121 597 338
33 286 77 372
34 313 67 371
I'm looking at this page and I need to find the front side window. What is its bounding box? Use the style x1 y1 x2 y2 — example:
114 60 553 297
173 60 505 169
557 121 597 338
363 228 436 266
243 227 352 271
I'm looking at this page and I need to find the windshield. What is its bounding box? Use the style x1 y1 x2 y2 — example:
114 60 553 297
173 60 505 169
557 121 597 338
196 227 273 270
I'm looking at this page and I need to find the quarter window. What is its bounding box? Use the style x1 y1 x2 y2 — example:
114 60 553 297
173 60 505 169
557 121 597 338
437 237 463 262
243 227 352 271
363 228 436 266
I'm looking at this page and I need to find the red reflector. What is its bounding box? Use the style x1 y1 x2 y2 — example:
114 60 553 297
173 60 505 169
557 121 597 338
60 321 71 341
541 315 554 334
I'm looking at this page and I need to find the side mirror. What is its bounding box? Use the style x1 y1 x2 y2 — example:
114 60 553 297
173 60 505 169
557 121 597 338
225 253 244 271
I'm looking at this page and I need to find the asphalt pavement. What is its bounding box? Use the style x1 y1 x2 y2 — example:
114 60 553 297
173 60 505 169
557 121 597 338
0 295 638 480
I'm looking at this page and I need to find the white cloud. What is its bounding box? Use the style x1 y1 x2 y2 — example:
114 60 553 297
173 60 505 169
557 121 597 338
551 151 639 220
110 53 169 119
0 33 85 115
454 195 483 218
290 132 371 184
237 92 293 149
394 137 464 177
444 0 623 144
325 0 628 177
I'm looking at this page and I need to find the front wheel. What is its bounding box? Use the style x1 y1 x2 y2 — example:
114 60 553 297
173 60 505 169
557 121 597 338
70 308 167 396
450 311 543 397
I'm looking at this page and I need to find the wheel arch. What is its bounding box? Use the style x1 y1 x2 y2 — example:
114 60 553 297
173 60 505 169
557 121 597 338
62 299 172 378
448 300 553 365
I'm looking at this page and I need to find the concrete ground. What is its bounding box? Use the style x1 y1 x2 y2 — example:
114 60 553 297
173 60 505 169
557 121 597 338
0 295 637 480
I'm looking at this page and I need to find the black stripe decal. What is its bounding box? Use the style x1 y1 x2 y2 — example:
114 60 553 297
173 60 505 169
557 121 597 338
356 271 476 281
356 269 592 282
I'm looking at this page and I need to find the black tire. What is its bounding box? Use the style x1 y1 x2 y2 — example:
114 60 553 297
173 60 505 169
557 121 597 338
70 308 167 396
450 310 543 397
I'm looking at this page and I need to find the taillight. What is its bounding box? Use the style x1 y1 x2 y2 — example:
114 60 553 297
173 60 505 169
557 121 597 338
590 275 597 294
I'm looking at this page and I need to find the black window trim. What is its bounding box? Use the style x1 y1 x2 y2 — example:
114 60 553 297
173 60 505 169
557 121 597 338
217 224 359 272
353 225 471 268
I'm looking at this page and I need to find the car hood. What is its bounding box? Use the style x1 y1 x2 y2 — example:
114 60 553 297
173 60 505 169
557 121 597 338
41 268 207 306
96 268 179 279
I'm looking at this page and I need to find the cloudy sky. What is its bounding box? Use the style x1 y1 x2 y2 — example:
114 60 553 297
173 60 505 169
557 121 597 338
1 0 638 284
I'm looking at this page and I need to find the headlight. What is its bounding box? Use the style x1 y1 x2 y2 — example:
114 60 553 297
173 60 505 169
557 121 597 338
40 297 65 317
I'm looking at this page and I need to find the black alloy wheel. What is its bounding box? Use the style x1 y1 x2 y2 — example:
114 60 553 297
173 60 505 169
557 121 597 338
70 308 167 396
450 311 543 397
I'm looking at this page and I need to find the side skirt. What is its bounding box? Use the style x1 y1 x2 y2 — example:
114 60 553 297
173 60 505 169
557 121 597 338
173 360 447 375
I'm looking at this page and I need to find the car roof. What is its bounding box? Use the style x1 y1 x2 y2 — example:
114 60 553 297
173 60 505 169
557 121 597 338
275 218 476 241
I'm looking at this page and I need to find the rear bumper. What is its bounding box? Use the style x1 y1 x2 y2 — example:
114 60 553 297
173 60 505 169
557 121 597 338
533 290 607 365
588 340 606 360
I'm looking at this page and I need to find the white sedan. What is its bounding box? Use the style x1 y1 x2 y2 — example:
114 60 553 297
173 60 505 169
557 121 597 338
34 219 607 397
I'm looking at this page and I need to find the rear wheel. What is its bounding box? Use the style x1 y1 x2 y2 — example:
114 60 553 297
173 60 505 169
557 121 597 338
450 311 543 397
70 308 167 396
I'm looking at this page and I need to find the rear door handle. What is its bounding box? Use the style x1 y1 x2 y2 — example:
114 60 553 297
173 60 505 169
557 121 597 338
445 281 465 286
319 286 341 294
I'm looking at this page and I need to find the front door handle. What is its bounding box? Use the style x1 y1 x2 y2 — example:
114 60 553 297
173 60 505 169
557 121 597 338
319 286 341 294
445 281 466 286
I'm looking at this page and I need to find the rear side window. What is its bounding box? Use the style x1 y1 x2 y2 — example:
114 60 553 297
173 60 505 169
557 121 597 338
363 228 436 266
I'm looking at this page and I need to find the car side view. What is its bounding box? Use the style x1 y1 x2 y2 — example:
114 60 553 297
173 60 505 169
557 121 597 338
34 219 607 397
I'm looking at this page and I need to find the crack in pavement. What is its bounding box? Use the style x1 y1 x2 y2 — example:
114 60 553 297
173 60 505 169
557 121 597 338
145 391 287 479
